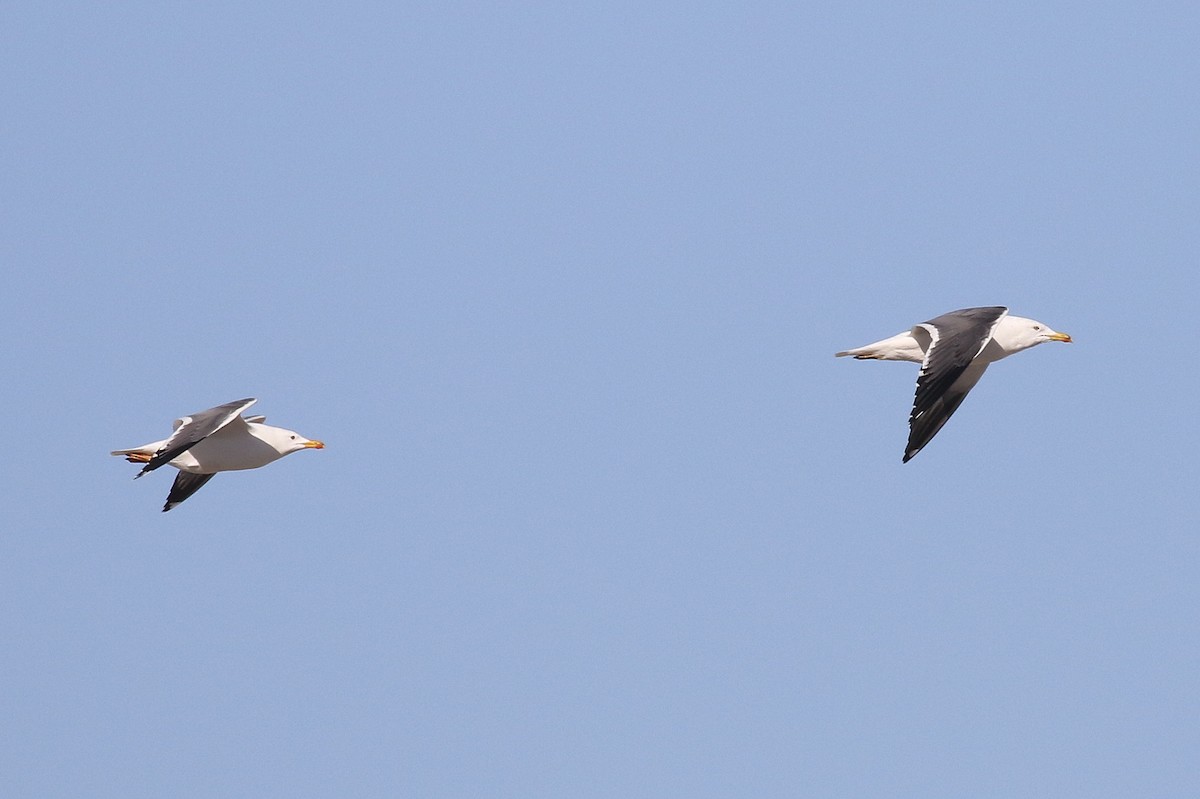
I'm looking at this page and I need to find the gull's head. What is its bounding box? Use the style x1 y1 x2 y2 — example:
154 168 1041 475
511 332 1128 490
1002 315 1072 351
292 435 325 453
1030 320 1072 346
266 427 325 455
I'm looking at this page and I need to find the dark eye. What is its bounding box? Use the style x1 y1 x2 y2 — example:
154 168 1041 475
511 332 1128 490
1033 325 1042 331
290 435 296 440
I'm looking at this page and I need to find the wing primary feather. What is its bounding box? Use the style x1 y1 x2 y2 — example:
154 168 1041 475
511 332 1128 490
163 472 217 512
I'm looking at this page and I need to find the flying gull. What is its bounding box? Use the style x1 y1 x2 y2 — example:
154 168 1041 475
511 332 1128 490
112 398 324 511
836 306 1071 462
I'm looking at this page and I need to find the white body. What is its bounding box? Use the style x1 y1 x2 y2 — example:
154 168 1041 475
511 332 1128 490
115 420 318 474
836 314 1069 364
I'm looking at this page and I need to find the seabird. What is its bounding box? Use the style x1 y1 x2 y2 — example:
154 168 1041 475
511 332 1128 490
836 306 1071 462
112 397 324 511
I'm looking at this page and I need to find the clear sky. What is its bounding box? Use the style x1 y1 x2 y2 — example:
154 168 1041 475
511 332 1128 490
3 2 1198 796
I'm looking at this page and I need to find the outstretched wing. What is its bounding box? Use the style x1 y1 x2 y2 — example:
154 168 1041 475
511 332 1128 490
136 398 256 478
163 472 216 512
905 362 990 462
904 307 1007 462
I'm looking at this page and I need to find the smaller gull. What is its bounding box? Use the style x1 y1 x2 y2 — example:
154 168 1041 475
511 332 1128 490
836 306 1071 462
112 397 325 511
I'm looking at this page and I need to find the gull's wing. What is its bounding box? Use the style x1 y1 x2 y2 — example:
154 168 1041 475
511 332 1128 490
163 472 216 512
136 398 257 477
903 307 1007 462
905 361 990 462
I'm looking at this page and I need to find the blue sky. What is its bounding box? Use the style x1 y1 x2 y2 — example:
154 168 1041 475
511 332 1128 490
2 2 1198 796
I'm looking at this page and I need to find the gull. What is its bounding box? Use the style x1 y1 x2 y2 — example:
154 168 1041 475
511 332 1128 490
112 398 324 511
836 306 1071 461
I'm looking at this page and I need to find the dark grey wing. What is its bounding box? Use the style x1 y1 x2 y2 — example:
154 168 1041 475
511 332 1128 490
163 472 216 512
905 362 989 462
903 307 1007 462
136 398 256 478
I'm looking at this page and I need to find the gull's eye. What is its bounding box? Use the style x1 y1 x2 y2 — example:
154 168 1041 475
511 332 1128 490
1033 325 1042 331
290 435 296 440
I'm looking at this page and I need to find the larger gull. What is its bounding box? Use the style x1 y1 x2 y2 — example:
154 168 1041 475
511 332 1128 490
836 306 1071 462
112 398 324 511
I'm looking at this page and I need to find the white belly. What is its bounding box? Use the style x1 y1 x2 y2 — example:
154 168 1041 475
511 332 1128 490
172 427 287 473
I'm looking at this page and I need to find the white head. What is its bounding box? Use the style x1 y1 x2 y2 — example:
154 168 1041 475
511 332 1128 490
996 314 1073 353
253 423 326 457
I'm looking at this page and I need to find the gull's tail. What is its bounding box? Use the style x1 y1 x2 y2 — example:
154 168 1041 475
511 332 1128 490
111 444 160 477
834 331 925 362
